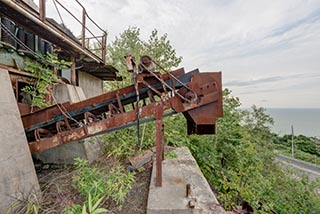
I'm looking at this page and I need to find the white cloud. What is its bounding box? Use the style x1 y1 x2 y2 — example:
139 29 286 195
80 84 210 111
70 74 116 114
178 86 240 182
44 0 320 108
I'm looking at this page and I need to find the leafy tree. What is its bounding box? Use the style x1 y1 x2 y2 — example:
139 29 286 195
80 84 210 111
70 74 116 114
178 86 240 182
101 27 320 213
105 26 182 89
102 26 183 157
273 133 320 164
106 27 144 89
144 29 182 70
185 90 320 213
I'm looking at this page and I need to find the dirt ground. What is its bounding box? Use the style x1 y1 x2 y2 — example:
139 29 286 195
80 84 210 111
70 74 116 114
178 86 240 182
36 156 152 214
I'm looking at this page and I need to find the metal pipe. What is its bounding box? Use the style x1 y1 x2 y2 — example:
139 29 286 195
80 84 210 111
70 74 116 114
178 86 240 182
102 32 107 63
74 0 106 33
81 36 103 40
0 0 101 63
54 0 102 46
82 8 86 48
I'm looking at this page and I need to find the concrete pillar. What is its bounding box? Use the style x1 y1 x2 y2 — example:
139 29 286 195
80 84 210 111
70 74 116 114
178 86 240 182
0 69 40 213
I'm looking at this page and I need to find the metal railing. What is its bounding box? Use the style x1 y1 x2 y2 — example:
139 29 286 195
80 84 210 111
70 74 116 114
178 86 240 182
39 0 107 63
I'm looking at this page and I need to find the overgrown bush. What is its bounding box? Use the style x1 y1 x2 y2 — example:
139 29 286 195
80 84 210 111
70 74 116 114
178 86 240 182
102 26 320 213
274 134 320 162
163 89 320 213
68 157 135 212
22 54 71 109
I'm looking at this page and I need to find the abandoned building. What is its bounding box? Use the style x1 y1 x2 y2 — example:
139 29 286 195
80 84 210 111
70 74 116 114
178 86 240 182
0 0 121 211
0 0 223 212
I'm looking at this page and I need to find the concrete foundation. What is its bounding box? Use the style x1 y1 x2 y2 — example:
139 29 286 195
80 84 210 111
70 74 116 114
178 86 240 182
147 147 225 214
34 83 103 164
33 138 104 164
0 69 40 213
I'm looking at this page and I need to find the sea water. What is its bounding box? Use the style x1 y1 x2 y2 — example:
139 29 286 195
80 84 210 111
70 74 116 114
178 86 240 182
265 108 320 137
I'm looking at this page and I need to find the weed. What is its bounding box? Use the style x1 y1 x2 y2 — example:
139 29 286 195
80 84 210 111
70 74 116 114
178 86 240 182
6 193 42 214
165 151 178 159
72 157 135 206
64 194 107 214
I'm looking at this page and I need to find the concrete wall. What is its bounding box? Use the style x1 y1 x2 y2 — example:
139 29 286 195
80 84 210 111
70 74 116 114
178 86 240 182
35 83 103 164
78 71 103 98
33 139 103 164
0 69 40 213
53 84 86 103
0 48 26 69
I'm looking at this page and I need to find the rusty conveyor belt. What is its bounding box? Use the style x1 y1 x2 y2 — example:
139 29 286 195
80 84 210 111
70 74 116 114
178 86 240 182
21 67 222 187
22 67 222 155
23 68 194 141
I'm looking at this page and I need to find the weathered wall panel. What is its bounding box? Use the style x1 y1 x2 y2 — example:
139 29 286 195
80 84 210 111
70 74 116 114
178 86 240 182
0 69 40 213
78 71 103 98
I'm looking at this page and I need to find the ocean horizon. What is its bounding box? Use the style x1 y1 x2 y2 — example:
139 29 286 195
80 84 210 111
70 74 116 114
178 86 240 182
264 108 320 137
241 108 320 137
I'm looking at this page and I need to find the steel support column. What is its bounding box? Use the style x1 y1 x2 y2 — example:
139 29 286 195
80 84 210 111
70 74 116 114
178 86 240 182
155 106 164 187
71 56 76 85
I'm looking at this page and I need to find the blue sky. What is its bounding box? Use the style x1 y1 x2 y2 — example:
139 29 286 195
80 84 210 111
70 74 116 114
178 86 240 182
43 0 320 108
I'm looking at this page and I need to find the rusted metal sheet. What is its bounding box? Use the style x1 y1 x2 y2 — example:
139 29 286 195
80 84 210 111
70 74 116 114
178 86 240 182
182 72 223 135
18 103 31 115
129 149 154 169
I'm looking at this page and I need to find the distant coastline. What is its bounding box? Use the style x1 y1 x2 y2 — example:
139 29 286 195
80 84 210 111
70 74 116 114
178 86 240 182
242 108 320 137
266 108 320 137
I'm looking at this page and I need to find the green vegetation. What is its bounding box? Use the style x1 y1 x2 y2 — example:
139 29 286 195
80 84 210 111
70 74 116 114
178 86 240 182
6 194 41 214
162 90 320 213
22 54 71 110
9 27 320 213
65 157 135 213
64 194 107 214
165 151 178 159
102 27 320 213
273 134 320 165
105 26 182 89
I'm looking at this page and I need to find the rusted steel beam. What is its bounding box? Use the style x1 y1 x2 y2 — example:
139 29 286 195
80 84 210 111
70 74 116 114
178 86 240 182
25 69 223 188
154 106 164 187
26 69 223 159
71 56 76 85
39 0 45 21
22 68 187 130
28 101 171 154
24 69 222 142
